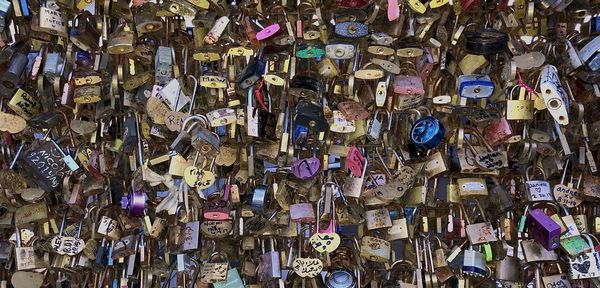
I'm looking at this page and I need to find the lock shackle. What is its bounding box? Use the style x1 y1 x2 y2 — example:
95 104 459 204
559 158 572 184
469 199 488 223
398 60 418 74
433 70 456 95
207 251 229 265
408 205 421 225
525 165 546 181
58 207 70 236
388 147 406 167
296 225 311 257
581 233 599 253
413 235 423 269
405 108 422 121
386 259 414 281
180 115 203 133
186 75 198 112
530 201 560 216
458 204 471 225
373 146 392 178
430 235 443 250
541 260 567 276
13 218 21 248
316 187 336 233
415 105 431 117
462 127 493 154
424 236 437 272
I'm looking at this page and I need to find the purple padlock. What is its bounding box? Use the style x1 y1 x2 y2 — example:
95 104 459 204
291 157 321 180
527 208 561 250
127 188 146 217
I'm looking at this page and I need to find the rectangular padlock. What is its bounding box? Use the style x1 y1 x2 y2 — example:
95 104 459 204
527 209 561 250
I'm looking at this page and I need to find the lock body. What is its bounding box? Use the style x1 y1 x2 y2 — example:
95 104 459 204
528 208 561 250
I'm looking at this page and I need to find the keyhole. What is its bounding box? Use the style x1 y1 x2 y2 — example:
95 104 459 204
348 25 357 34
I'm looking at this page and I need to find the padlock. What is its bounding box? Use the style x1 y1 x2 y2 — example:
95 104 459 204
359 234 391 263
290 195 315 224
365 207 392 231
69 12 101 52
393 65 425 111
408 108 445 150
462 246 487 278
524 166 554 202
252 175 273 214
386 259 418 287
484 116 513 148
201 252 229 283
107 21 136 54
457 74 495 99
553 159 584 208
38 2 68 37
456 125 508 173
386 206 409 241
505 85 535 120
464 200 498 245
496 243 520 282
291 150 321 180
568 234 600 280
155 46 174 86
403 175 427 207
21 140 71 192
258 237 282 281
1 47 29 94
542 261 573 288
13 225 38 271
133 3 163 34
527 208 561 250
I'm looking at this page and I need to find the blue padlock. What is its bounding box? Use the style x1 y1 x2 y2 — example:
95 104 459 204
293 124 309 146
409 116 445 149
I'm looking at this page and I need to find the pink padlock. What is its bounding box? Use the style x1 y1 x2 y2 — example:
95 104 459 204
290 197 315 223
484 117 512 147
347 146 366 178
315 191 337 233
256 23 281 41
203 195 230 220
394 75 425 96
387 0 400 21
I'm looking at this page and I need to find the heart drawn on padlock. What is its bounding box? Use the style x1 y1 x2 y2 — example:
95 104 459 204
309 232 341 253
293 257 323 278
183 166 215 189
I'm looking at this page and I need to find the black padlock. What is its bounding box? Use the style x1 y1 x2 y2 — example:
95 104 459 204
294 100 329 133
21 141 70 192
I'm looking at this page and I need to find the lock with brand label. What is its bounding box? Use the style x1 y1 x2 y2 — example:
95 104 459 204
462 246 487 278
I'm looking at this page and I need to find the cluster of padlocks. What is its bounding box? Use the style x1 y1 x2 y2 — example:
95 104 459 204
3 0 600 286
